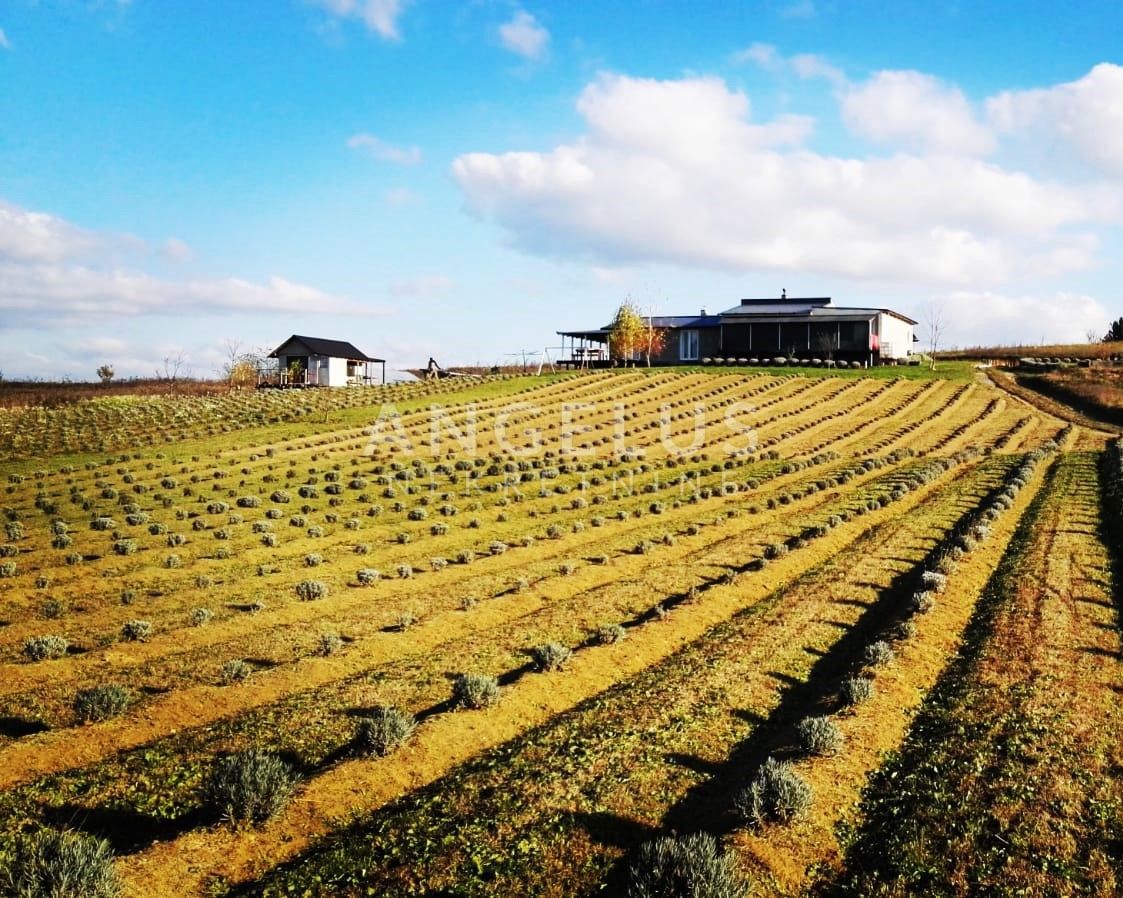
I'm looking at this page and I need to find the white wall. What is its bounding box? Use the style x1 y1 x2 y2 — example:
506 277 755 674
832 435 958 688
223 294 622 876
326 356 348 387
878 314 914 361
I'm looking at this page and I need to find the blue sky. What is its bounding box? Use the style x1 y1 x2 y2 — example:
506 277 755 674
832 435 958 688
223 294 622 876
2 1 1122 379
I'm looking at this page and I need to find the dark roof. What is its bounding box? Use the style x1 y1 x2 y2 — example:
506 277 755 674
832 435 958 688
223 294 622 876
557 315 721 340
720 304 918 326
737 296 832 308
269 335 384 363
646 315 723 329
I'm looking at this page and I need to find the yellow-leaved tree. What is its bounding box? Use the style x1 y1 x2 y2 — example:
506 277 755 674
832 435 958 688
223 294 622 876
608 300 645 364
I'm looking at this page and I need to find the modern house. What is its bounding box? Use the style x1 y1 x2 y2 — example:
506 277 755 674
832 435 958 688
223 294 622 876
558 294 918 366
267 335 386 387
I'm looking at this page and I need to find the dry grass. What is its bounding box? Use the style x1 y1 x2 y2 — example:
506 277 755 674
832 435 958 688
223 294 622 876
937 340 1123 361
0 378 231 409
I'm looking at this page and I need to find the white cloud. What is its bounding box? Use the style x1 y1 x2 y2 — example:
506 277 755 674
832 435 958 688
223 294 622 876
842 70 995 155
789 53 844 85
347 133 422 165
499 10 549 61
732 42 778 69
453 72 1115 286
936 290 1110 347
987 63 1123 178
0 28 11 50
732 42 844 85
0 199 384 329
387 275 454 298
0 201 98 262
310 0 407 40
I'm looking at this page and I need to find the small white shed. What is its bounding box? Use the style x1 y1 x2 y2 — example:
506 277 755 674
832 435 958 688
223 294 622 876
268 335 385 387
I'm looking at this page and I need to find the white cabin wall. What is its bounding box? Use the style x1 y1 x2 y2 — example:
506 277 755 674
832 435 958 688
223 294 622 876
878 314 914 360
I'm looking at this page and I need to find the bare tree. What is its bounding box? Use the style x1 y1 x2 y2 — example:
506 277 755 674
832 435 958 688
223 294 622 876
220 338 263 391
1087 327 1104 344
156 351 190 394
925 303 946 370
96 364 114 384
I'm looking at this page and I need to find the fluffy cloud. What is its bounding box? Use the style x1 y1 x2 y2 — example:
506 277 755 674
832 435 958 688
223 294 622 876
499 10 549 61
0 199 380 329
347 133 422 165
453 72 1114 286
0 201 98 262
310 0 407 40
841 70 995 155
935 290 1110 348
987 63 1123 177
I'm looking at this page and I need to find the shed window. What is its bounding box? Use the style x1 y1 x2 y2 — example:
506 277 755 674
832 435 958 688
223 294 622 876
679 329 700 361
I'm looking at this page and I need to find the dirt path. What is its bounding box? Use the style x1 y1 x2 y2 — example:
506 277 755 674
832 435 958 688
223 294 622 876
826 449 1123 897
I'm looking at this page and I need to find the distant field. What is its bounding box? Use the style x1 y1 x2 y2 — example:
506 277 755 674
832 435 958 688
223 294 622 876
938 340 1123 361
0 368 1118 898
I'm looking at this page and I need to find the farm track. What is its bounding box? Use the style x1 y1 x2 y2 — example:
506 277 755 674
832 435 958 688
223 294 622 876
826 448 1123 897
989 370 1115 447
219 454 1032 898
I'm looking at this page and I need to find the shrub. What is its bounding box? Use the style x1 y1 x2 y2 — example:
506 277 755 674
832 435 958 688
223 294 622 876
164 554 181 569
304 553 323 567
120 619 152 642
863 640 895 668
394 610 418 630
921 570 948 593
316 632 343 656
190 607 213 627
595 623 627 645
893 619 918 641
623 832 747 898
23 634 69 661
531 642 573 672
488 540 508 556
910 590 935 614
733 757 812 826
796 715 843 756
0 560 17 578
354 706 417 757
40 598 65 619
357 568 380 585
452 672 500 709
841 675 875 706
459 595 479 611
205 749 297 825
220 659 252 684
3 828 120 898
295 579 328 600
73 684 130 722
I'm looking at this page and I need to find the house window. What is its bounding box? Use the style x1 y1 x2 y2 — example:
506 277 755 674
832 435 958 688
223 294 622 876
679 329 700 361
